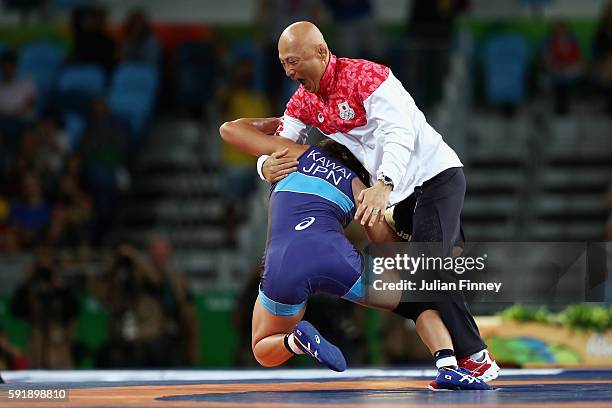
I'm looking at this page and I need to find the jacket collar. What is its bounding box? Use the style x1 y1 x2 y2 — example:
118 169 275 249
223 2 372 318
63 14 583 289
315 54 337 99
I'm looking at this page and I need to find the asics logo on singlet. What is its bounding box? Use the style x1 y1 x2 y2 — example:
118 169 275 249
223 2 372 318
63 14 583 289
295 217 316 231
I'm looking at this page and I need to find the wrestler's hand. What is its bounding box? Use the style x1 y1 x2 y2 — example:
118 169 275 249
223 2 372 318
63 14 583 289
262 148 299 183
355 181 392 227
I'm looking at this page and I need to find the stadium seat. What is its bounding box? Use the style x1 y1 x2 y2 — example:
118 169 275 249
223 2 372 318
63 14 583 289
54 64 106 115
107 91 153 146
483 33 529 105
109 63 158 96
174 41 215 115
57 64 106 98
107 63 158 143
17 41 65 112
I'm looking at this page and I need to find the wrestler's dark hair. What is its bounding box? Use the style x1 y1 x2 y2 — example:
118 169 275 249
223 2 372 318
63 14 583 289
316 139 371 187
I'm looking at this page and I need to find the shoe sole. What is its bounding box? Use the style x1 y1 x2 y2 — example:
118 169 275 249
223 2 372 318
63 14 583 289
428 385 451 391
479 361 501 383
428 385 494 391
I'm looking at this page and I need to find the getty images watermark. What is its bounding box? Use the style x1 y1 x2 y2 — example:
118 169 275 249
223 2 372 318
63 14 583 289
361 242 611 303
370 252 503 294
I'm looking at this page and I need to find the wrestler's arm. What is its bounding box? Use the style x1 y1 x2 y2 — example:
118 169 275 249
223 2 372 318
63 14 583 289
219 118 309 158
351 178 399 243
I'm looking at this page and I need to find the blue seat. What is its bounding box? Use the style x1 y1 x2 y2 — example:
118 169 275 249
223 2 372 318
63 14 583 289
17 41 65 112
175 41 215 114
483 33 530 105
107 92 152 146
57 64 105 97
53 64 106 145
107 63 158 144
109 63 158 97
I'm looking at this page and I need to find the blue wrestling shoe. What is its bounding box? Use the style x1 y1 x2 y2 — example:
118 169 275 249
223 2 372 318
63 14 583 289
293 321 347 372
428 367 493 391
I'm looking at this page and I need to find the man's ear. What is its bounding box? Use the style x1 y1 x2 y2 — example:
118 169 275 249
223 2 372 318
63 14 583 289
317 45 327 60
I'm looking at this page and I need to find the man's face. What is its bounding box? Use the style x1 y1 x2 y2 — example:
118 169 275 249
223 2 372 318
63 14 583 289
279 44 326 93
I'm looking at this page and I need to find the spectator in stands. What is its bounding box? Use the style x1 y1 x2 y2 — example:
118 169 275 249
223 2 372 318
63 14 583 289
48 155 94 248
0 50 37 128
10 246 78 368
70 5 117 73
256 0 326 111
405 0 470 108
119 9 161 65
220 58 271 246
593 1 612 113
34 113 70 181
79 98 129 242
96 240 197 368
0 195 14 251
7 171 51 249
0 326 28 370
147 237 198 364
1 126 41 202
323 0 383 61
542 20 583 115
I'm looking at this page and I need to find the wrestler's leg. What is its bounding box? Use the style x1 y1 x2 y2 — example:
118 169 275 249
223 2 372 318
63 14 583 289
251 296 305 367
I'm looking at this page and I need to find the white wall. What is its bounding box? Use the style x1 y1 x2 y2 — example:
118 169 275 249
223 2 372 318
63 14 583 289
0 0 608 26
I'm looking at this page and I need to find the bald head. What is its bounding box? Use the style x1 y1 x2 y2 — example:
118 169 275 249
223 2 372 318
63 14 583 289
279 21 327 53
278 21 329 93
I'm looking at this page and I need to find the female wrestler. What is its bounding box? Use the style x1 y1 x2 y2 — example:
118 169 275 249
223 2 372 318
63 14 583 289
219 118 491 390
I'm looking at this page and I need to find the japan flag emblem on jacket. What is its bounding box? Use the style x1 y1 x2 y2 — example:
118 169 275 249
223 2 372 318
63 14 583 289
338 101 355 120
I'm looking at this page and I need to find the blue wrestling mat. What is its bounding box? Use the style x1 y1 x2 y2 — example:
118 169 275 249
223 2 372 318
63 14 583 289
0 368 610 407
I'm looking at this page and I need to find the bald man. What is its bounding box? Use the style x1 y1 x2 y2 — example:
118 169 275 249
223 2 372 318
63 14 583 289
254 22 499 382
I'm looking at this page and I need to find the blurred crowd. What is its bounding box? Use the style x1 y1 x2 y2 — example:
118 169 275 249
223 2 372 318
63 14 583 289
1 236 197 369
3 0 611 253
538 3 612 115
0 6 154 253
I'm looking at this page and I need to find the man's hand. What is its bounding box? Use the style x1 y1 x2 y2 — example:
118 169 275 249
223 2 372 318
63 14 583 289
262 148 299 183
355 181 392 226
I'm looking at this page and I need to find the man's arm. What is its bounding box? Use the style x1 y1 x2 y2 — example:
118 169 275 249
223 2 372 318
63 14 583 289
258 114 311 182
219 118 308 158
356 73 417 226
